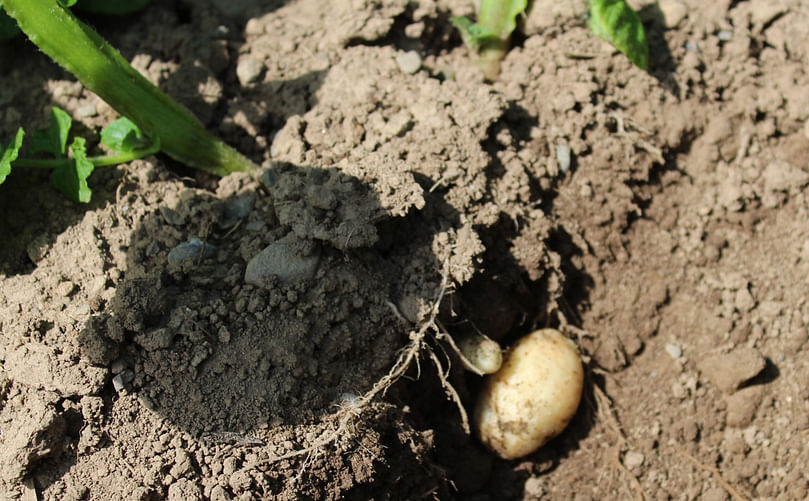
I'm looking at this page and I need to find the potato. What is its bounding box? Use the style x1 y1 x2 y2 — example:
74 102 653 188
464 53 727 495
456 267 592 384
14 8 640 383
474 328 583 459
456 331 503 375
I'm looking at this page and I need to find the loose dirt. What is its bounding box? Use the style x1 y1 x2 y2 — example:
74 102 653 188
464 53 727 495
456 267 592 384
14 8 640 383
2 0 809 499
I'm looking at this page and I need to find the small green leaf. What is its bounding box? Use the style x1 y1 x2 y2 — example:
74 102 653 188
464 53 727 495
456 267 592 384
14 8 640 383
32 106 72 156
50 136 94 202
451 0 527 51
477 0 527 40
451 0 528 80
451 15 479 50
589 0 649 70
451 15 498 51
100 117 150 153
0 127 24 185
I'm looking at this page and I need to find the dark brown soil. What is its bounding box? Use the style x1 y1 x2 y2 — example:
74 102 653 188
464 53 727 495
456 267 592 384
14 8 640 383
2 0 809 499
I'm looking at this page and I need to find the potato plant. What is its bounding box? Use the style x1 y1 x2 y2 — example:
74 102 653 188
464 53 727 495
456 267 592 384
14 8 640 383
0 0 258 202
589 0 649 70
452 0 649 80
451 0 529 80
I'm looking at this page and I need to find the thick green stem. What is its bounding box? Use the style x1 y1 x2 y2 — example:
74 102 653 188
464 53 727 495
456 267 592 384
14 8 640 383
477 0 520 38
2 0 259 176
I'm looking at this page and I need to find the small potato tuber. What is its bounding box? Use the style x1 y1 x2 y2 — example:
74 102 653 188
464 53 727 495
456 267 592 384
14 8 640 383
474 328 583 459
456 331 503 375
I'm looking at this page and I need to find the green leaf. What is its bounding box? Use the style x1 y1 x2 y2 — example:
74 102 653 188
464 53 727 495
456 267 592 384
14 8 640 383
0 127 24 185
50 136 94 202
451 15 478 50
100 117 150 153
451 15 498 51
451 0 528 80
477 0 527 40
4 0 258 175
32 106 72 156
451 0 527 51
589 0 649 70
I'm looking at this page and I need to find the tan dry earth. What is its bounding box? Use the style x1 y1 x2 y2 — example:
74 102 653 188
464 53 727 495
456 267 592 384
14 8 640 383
2 0 809 499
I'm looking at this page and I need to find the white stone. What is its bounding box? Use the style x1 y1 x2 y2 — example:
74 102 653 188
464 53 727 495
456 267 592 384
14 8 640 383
664 343 683 359
624 451 645 469
396 51 422 75
236 55 262 86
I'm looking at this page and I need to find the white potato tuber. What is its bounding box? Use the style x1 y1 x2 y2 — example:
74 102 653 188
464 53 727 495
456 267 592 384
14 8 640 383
474 328 583 459
456 331 503 375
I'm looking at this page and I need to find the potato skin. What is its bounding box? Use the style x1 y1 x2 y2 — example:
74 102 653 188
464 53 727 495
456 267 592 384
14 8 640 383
457 332 503 374
474 328 584 459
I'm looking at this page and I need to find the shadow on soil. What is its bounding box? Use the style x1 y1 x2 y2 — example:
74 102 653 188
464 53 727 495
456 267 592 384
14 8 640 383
640 3 681 97
76 163 419 431
6 2 600 492
0 0 325 276
65 150 598 498
64 161 452 496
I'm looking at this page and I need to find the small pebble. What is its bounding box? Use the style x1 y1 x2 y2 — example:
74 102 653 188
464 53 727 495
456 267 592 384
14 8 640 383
244 234 320 285
623 451 644 469
665 343 683 359
167 238 218 264
112 370 134 392
236 55 262 86
396 50 422 74
555 144 571 174
223 193 256 220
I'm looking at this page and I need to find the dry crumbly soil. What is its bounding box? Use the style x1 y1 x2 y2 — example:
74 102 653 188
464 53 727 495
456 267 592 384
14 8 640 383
2 0 809 499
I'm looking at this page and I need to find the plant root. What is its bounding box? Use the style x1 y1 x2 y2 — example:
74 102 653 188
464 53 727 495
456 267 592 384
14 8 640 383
593 384 645 501
672 445 749 501
610 113 664 165
261 258 469 464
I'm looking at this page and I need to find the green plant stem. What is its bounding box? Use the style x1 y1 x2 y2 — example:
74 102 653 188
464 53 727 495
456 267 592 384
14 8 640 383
452 0 527 80
477 0 518 39
2 0 259 176
14 143 161 169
